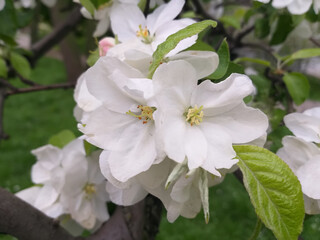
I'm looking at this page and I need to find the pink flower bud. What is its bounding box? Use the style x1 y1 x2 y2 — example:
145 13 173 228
99 37 116 56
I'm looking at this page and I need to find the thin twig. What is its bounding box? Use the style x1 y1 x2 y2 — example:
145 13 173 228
240 42 277 63
310 37 320 48
31 5 82 62
0 78 18 91
16 73 40 86
5 82 75 97
0 88 9 140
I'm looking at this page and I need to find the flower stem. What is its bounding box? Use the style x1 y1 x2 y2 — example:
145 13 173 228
249 217 262 240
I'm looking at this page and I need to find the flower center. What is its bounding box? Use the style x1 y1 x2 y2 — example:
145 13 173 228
184 105 204 126
126 105 156 124
84 183 96 199
136 25 154 44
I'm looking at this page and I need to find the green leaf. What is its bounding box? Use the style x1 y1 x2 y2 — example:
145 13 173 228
249 74 271 100
87 48 100 67
80 0 95 15
289 48 320 61
186 39 215 51
255 18 270 39
10 52 31 79
234 57 271 68
283 72 310 105
0 58 8 78
234 145 305 240
49 130 76 149
307 75 320 101
208 39 230 80
148 20 217 78
138 0 147 11
270 14 295 45
84 140 99 156
212 62 244 82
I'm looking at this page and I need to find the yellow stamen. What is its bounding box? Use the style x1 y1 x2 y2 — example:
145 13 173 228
185 105 204 126
84 183 96 199
136 25 153 44
126 105 156 124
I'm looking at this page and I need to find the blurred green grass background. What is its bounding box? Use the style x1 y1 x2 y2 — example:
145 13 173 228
0 58 320 240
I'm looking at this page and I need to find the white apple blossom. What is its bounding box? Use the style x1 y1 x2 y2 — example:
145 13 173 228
277 136 320 214
110 0 197 56
256 0 320 15
99 37 116 56
16 138 110 231
153 60 269 176
284 107 320 143
78 56 163 182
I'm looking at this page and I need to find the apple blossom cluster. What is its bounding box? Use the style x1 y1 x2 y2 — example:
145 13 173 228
15 138 110 233
16 0 270 230
74 0 269 223
277 107 320 214
256 0 320 15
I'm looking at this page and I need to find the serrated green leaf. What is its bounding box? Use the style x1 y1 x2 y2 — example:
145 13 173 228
49 130 76 149
283 72 310 105
80 0 95 15
10 52 31 79
148 20 217 78
0 58 8 78
234 145 304 240
87 48 100 67
208 39 229 80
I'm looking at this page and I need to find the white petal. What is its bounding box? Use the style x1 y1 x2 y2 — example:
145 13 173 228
15 186 41 205
44 202 65 218
110 3 146 42
287 0 312 14
304 195 320 214
157 114 186 164
296 156 320 199
74 73 102 112
152 18 197 56
87 151 105 184
146 0 184 34
170 173 195 203
41 0 56 7
284 111 320 143
93 18 110 37
277 136 320 173
106 181 147 205
184 126 207 170
80 107 137 151
85 57 144 113
31 144 62 170
201 122 237 174
107 122 158 182
207 102 268 144
272 0 294 8
191 75 254 115
34 185 59 210
0 0 5 11
31 163 51 184
153 60 197 98
170 51 219 79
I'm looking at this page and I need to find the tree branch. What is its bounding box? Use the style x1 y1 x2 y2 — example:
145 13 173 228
0 88 9 140
5 82 75 96
0 188 80 240
31 5 83 62
0 188 163 240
